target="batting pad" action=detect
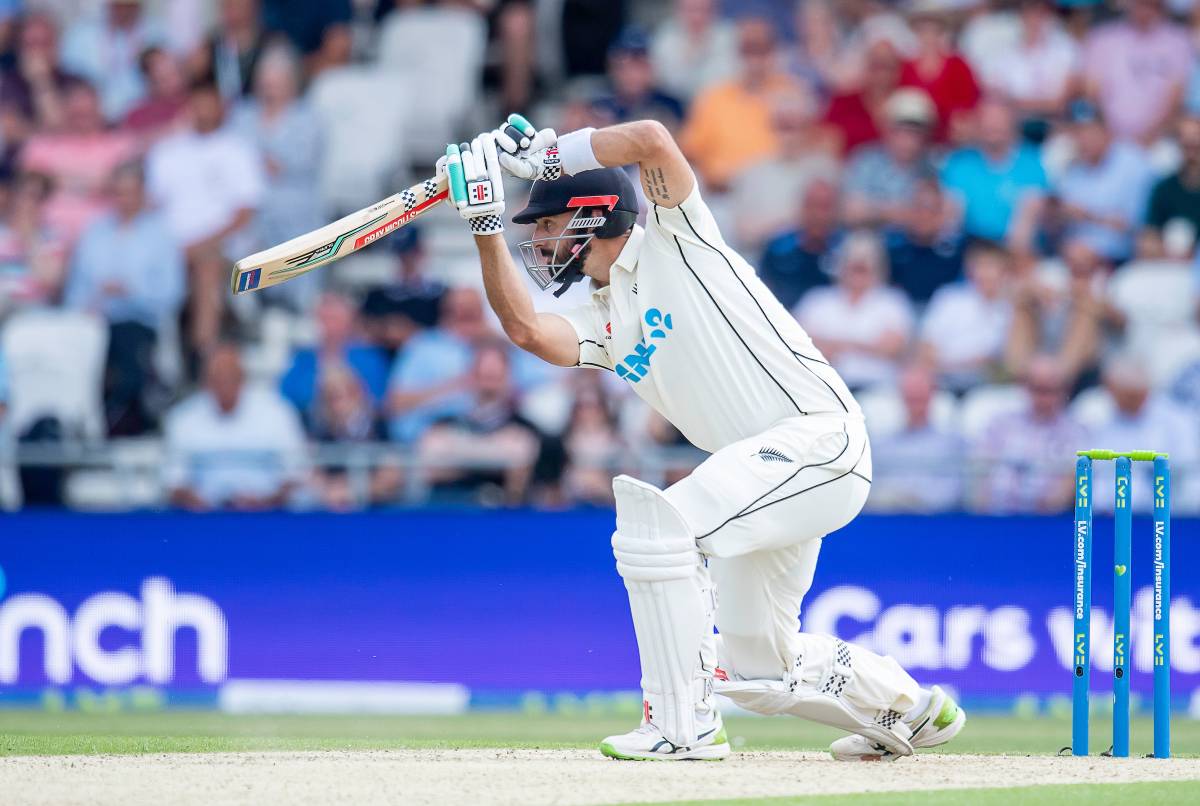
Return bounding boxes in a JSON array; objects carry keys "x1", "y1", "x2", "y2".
[
  {"x1": 716, "y1": 634, "x2": 918, "y2": 756},
  {"x1": 611, "y1": 475, "x2": 715, "y2": 747}
]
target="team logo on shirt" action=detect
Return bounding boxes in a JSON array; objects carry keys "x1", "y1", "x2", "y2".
[{"x1": 615, "y1": 308, "x2": 673, "y2": 384}]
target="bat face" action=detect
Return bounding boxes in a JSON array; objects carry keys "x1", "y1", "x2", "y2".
[{"x1": 230, "y1": 176, "x2": 448, "y2": 294}]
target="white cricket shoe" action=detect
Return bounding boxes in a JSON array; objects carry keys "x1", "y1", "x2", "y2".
[
  {"x1": 829, "y1": 686, "x2": 966, "y2": 762},
  {"x1": 600, "y1": 713, "x2": 731, "y2": 761}
]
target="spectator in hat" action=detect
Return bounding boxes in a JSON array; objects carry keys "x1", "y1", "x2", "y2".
[
  {"x1": 1083, "y1": 0, "x2": 1191, "y2": 145},
  {"x1": 978, "y1": 0, "x2": 1079, "y2": 118},
  {"x1": 941, "y1": 97, "x2": 1048, "y2": 243},
  {"x1": 680, "y1": 17, "x2": 805, "y2": 191},
  {"x1": 1144, "y1": 116, "x2": 1200, "y2": 258},
  {"x1": 843, "y1": 87, "x2": 938, "y2": 228},
  {"x1": 650, "y1": 0, "x2": 738, "y2": 103},
  {"x1": 728, "y1": 92, "x2": 840, "y2": 253},
  {"x1": 899, "y1": 0, "x2": 981, "y2": 142},
  {"x1": 794, "y1": 229, "x2": 914, "y2": 390},
  {"x1": 758, "y1": 179, "x2": 844, "y2": 311},
  {"x1": 591, "y1": 27, "x2": 684, "y2": 130},
  {"x1": 1051, "y1": 98, "x2": 1155, "y2": 262},
  {"x1": 60, "y1": 0, "x2": 165, "y2": 122}
]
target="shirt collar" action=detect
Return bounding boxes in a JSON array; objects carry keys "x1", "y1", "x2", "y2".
[{"x1": 611, "y1": 224, "x2": 644, "y2": 274}]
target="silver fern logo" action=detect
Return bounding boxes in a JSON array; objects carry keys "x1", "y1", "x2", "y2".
[{"x1": 755, "y1": 447, "x2": 792, "y2": 463}]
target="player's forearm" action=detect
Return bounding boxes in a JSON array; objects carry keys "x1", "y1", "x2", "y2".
[
  {"x1": 475, "y1": 233, "x2": 541, "y2": 344},
  {"x1": 474, "y1": 234, "x2": 579, "y2": 367}
]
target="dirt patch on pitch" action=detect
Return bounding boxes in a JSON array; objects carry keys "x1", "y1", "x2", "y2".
[{"x1": 3, "y1": 749, "x2": 1199, "y2": 805}]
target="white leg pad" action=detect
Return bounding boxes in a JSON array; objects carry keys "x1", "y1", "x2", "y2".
[
  {"x1": 715, "y1": 634, "x2": 918, "y2": 756},
  {"x1": 612, "y1": 474, "x2": 716, "y2": 747}
]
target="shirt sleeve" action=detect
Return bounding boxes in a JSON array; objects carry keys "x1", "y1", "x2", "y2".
[
  {"x1": 644, "y1": 183, "x2": 726, "y2": 251},
  {"x1": 557, "y1": 302, "x2": 614, "y2": 371}
]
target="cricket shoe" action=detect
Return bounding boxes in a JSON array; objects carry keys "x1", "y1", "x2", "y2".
[
  {"x1": 600, "y1": 713, "x2": 730, "y2": 761},
  {"x1": 829, "y1": 686, "x2": 966, "y2": 762}
]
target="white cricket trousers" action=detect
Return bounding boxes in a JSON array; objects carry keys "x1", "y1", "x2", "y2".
[{"x1": 664, "y1": 413, "x2": 872, "y2": 681}]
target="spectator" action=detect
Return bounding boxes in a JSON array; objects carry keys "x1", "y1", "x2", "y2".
[
  {"x1": 795, "y1": 230, "x2": 914, "y2": 389},
  {"x1": 1005, "y1": 237, "x2": 1106, "y2": 389},
  {"x1": 758, "y1": 179, "x2": 843, "y2": 310},
  {"x1": 917, "y1": 240, "x2": 1013, "y2": 392},
  {"x1": 360, "y1": 228, "x2": 446, "y2": 362},
  {"x1": 388, "y1": 286, "x2": 490, "y2": 444},
  {"x1": 591, "y1": 27, "x2": 684, "y2": 130},
  {"x1": 789, "y1": 0, "x2": 844, "y2": 95},
  {"x1": 650, "y1": 0, "x2": 738, "y2": 102},
  {"x1": 680, "y1": 17, "x2": 804, "y2": 192},
  {"x1": 823, "y1": 36, "x2": 903, "y2": 156},
  {"x1": 898, "y1": 1, "x2": 981, "y2": 143},
  {"x1": 843, "y1": 87, "x2": 937, "y2": 228},
  {"x1": 0, "y1": 172, "x2": 68, "y2": 314},
  {"x1": 482, "y1": 0, "x2": 537, "y2": 113},
  {"x1": 1083, "y1": 0, "x2": 1191, "y2": 145},
  {"x1": 122, "y1": 47, "x2": 189, "y2": 142},
  {"x1": 0, "y1": 12, "x2": 75, "y2": 135},
  {"x1": 60, "y1": 0, "x2": 164, "y2": 122},
  {"x1": 971, "y1": 355, "x2": 1087, "y2": 513},
  {"x1": 728, "y1": 93, "x2": 840, "y2": 253},
  {"x1": 1051, "y1": 99, "x2": 1155, "y2": 263},
  {"x1": 280, "y1": 292, "x2": 389, "y2": 425},
  {"x1": 416, "y1": 341, "x2": 541, "y2": 506},
  {"x1": 0, "y1": 344, "x2": 7, "y2": 427},
  {"x1": 1144, "y1": 116, "x2": 1200, "y2": 257},
  {"x1": 562, "y1": 382, "x2": 623, "y2": 506},
  {"x1": 163, "y1": 343, "x2": 307, "y2": 511},
  {"x1": 979, "y1": 0, "x2": 1079, "y2": 118},
  {"x1": 197, "y1": 0, "x2": 270, "y2": 100},
  {"x1": 941, "y1": 98, "x2": 1048, "y2": 243},
  {"x1": 147, "y1": 77, "x2": 264, "y2": 357},
  {"x1": 309, "y1": 362, "x2": 400, "y2": 511},
  {"x1": 868, "y1": 364, "x2": 963, "y2": 512},
  {"x1": 20, "y1": 78, "x2": 138, "y2": 242},
  {"x1": 959, "y1": 0, "x2": 1022, "y2": 76},
  {"x1": 884, "y1": 177, "x2": 965, "y2": 304},
  {"x1": 1080, "y1": 355, "x2": 1198, "y2": 511},
  {"x1": 229, "y1": 42, "x2": 322, "y2": 311},
  {"x1": 262, "y1": 0, "x2": 352, "y2": 58},
  {"x1": 64, "y1": 161, "x2": 183, "y2": 435}
]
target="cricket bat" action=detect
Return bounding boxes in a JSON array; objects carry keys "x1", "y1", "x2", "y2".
[{"x1": 230, "y1": 175, "x2": 448, "y2": 294}]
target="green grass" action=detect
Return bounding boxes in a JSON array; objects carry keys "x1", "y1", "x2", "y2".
[
  {"x1": 635, "y1": 781, "x2": 1200, "y2": 806},
  {"x1": 0, "y1": 710, "x2": 1196, "y2": 757}
]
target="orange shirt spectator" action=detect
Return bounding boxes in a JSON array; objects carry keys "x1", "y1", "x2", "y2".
[{"x1": 679, "y1": 17, "x2": 803, "y2": 191}]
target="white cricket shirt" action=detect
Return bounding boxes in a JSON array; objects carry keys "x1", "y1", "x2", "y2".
[{"x1": 560, "y1": 187, "x2": 860, "y2": 453}]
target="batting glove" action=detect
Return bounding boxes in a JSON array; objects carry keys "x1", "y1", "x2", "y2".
[
  {"x1": 437, "y1": 131, "x2": 506, "y2": 236},
  {"x1": 494, "y1": 113, "x2": 561, "y2": 182}
]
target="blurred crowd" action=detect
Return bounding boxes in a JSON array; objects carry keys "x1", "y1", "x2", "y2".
[{"x1": 1, "y1": 0, "x2": 1199, "y2": 514}]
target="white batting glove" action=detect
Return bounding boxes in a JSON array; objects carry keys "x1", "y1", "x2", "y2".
[
  {"x1": 436, "y1": 131, "x2": 506, "y2": 235},
  {"x1": 494, "y1": 113, "x2": 560, "y2": 182}
]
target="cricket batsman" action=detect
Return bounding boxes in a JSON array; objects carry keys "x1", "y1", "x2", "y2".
[{"x1": 435, "y1": 115, "x2": 966, "y2": 761}]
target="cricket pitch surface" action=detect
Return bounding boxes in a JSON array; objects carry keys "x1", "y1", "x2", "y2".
[{"x1": 4, "y1": 749, "x2": 1200, "y2": 806}]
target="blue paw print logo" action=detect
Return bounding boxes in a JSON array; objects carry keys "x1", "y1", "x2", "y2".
[{"x1": 616, "y1": 308, "x2": 674, "y2": 383}]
